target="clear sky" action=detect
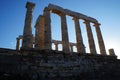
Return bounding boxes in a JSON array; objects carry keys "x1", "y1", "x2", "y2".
[{"x1": 0, "y1": 0, "x2": 120, "y2": 58}]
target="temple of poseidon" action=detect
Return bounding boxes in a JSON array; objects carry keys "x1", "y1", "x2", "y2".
[
  {"x1": 1, "y1": 2, "x2": 120, "y2": 80},
  {"x1": 16, "y1": 2, "x2": 115, "y2": 56}
]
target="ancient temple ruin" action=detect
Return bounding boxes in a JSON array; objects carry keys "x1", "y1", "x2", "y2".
[
  {"x1": 1, "y1": 2, "x2": 120, "y2": 79},
  {"x1": 16, "y1": 2, "x2": 115, "y2": 56}
]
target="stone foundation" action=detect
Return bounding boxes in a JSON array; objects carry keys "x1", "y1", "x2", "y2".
[{"x1": 0, "y1": 48, "x2": 120, "y2": 80}]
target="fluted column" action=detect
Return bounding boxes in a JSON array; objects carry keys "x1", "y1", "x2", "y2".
[
  {"x1": 84, "y1": 20, "x2": 97, "y2": 54},
  {"x1": 16, "y1": 38, "x2": 20, "y2": 50},
  {"x1": 21, "y1": 2, "x2": 35, "y2": 50},
  {"x1": 73, "y1": 17, "x2": 85, "y2": 53},
  {"x1": 94, "y1": 23, "x2": 106, "y2": 55},
  {"x1": 54, "y1": 42, "x2": 59, "y2": 51},
  {"x1": 43, "y1": 8, "x2": 52, "y2": 50},
  {"x1": 35, "y1": 15, "x2": 45, "y2": 50},
  {"x1": 59, "y1": 13, "x2": 70, "y2": 53}
]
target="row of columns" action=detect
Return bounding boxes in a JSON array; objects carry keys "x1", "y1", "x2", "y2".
[
  {"x1": 16, "y1": 35, "x2": 77, "y2": 53},
  {"x1": 41, "y1": 7, "x2": 107, "y2": 55},
  {"x1": 16, "y1": 35, "x2": 116, "y2": 56},
  {"x1": 52, "y1": 40, "x2": 76, "y2": 52},
  {"x1": 21, "y1": 2, "x2": 107, "y2": 55}
]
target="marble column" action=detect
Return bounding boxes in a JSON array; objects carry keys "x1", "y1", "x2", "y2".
[
  {"x1": 84, "y1": 20, "x2": 97, "y2": 54},
  {"x1": 59, "y1": 13, "x2": 70, "y2": 53},
  {"x1": 109, "y1": 48, "x2": 115, "y2": 56},
  {"x1": 73, "y1": 17, "x2": 85, "y2": 53},
  {"x1": 21, "y1": 2, "x2": 35, "y2": 50},
  {"x1": 16, "y1": 38, "x2": 20, "y2": 50},
  {"x1": 94, "y1": 23, "x2": 106, "y2": 55},
  {"x1": 43, "y1": 8, "x2": 52, "y2": 50},
  {"x1": 54, "y1": 42, "x2": 59, "y2": 51},
  {"x1": 35, "y1": 15, "x2": 45, "y2": 50},
  {"x1": 69, "y1": 44, "x2": 73, "y2": 52}
]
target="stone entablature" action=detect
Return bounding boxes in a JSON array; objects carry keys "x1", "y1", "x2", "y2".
[
  {"x1": 47, "y1": 4, "x2": 97, "y2": 23},
  {"x1": 17, "y1": 2, "x2": 116, "y2": 56}
]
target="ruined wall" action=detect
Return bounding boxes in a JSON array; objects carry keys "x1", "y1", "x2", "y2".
[{"x1": 0, "y1": 48, "x2": 120, "y2": 80}]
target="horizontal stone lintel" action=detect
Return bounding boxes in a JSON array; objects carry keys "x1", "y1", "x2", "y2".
[{"x1": 47, "y1": 4, "x2": 98, "y2": 23}]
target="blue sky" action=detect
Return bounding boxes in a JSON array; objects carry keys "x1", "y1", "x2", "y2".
[{"x1": 0, "y1": 0, "x2": 120, "y2": 58}]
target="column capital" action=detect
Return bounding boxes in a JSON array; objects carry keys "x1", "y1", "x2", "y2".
[
  {"x1": 26, "y1": 2, "x2": 35, "y2": 10},
  {"x1": 16, "y1": 37, "x2": 20, "y2": 40},
  {"x1": 57, "y1": 12, "x2": 66, "y2": 17},
  {"x1": 93, "y1": 22, "x2": 101, "y2": 27},
  {"x1": 72, "y1": 17, "x2": 79, "y2": 20},
  {"x1": 44, "y1": 7, "x2": 51, "y2": 12},
  {"x1": 83, "y1": 20, "x2": 90, "y2": 24}
]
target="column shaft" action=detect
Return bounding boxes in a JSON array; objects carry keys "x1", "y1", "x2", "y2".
[
  {"x1": 21, "y1": 2, "x2": 35, "y2": 50},
  {"x1": 44, "y1": 8, "x2": 52, "y2": 50},
  {"x1": 70, "y1": 44, "x2": 73, "y2": 53},
  {"x1": 84, "y1": 20, "x2": 97, "y2": 54},
  {"x1": 54, "y1": 43, "x2": 58, "y2": 51},
  {"x1": 109, "y1": 49, "x2": 115, "y2": 56},
  {"x1": 16, "y1": 38, "x2": 20, "y2": 50},
  {"x1": 60, "y1": 13, "x2": 70, "y2": 53},
  {"x1": 73, "y1": 18, "x2": 85, "y2": 53},
  {"x1": 35, "y1": 15, "x2": 45, "y2": 49},
  {"x1": 94, "y1": 23, "x2": 106, "y2": 55}
]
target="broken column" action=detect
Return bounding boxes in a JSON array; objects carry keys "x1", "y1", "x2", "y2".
[
  {"x1": 35, "y1": 15, "x2": 45, "y2": 50},
  {"x1": 84, "y1": 20, "x2": 97, "y2": 54},
  {"x1": 73, "y1": 17, "x2": 85, "y2": 53},
  {"x1": 109, "y1": 48, "x2": 116, "y2": 56},
  {"x1": 69, "y1": 43, "x2": 73, "y2": 53},
  {"x1": 16, "y1": 37, "x2": 20, "y2": 50},
  {"x1": 21, "y1": 2, "x2": 35, "y2": 50},
  {"x1": 94, "y1": 23, "x2": 106, "y2": 55},
  {"x1": 43, "y1": 7, "x2": 52, "y2": 50},
  {"x1": 54, "y1": 42, "x2": 59, "y2": 51},
  {"x1": 59, "y1": 13, "x2": 70, "y2": 53}
]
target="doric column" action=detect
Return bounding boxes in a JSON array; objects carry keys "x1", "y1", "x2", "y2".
[
  {"x1": 94, "y1": 23, "x2": 106, "y2": 55},
  {"x1": 84, "y1": 20, "x2": 97, "y2": 54},
  {"x1": 21, "y1": 2, "x2": 35, "y2": 50},
  {"x1": 43, "y1": 7, "x2": 52, "y2": 50},
  {"x1": 54, "y1": 42, "x2": 59, "y2": 51},
  {"x1": 73, "y1": 17, "x2": 85, "y2": 53},
  {"x1": 69, "y1": 44, "x2": 73, "y2": 53},
  {"x1": 16, "y1": 38, "x2": 20, "y2": 50},
  {"x1": 35, "y1": 15, "x2": 45, "y2": 50},
  {"x1": 59, "y1": 13, "x2": 70, "y2": 53}
]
